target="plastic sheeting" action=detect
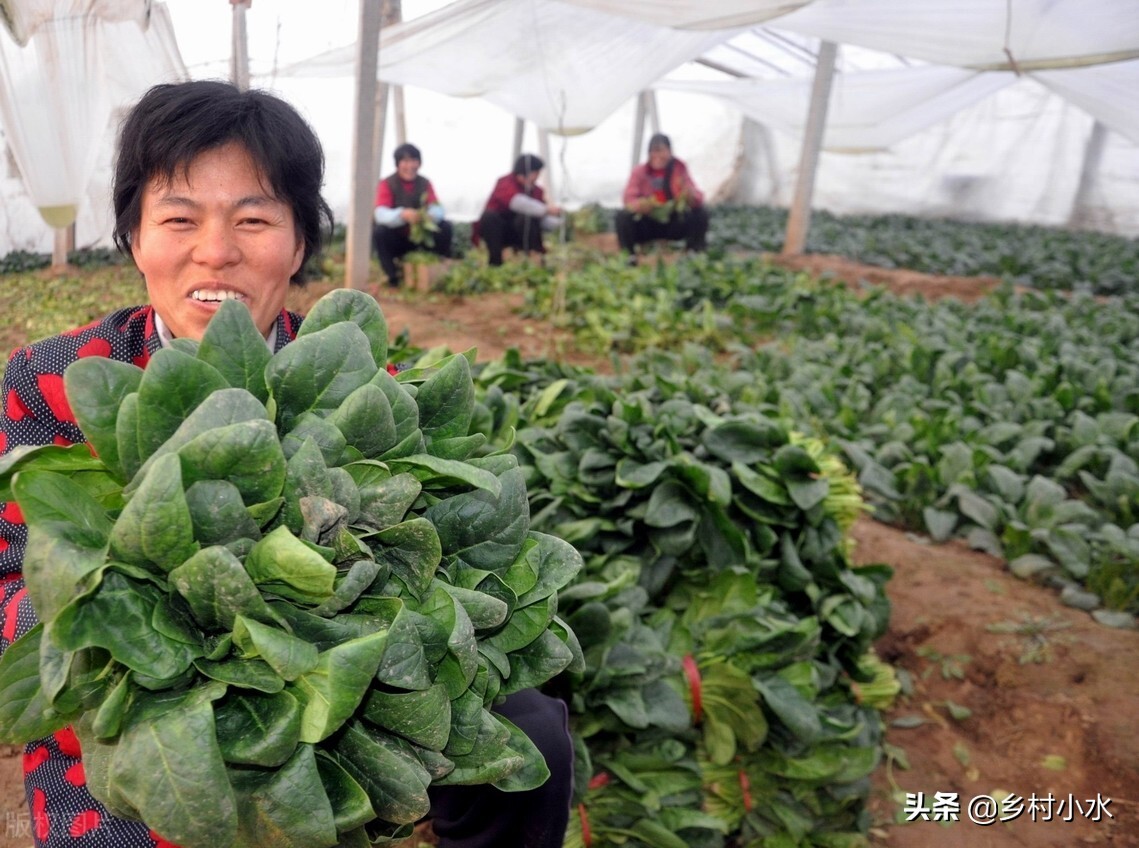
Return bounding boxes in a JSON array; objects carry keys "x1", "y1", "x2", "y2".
[
  {"x1": 657, "y1": 0, "x2": 1139, "y2": 148},
  {"x1": 556, "y1": 0, "x2": 811, "y2": 31},
  {"x1": 742, "y1": 77, "x2": 1124, "y2": 230},
  {"x1": 1031, "y1": 60, "x2": 1139, "y2": 145},
  {"x1": 0, "y1": 0, "x2": 151, "y2": 45},
  {"x1": 659, "y1": 66, "x2": 1014, "y2": 152},
  {"x1": 285, "y1": 0, "x2": 1139, "y2": 145},
  {"x1": 0, "y1": 15, "x2": 107, "y2": 226},
  {"x1": 0, "y1": 1, "x2": 185, "y2": 229},
  {"x1": 772, "y1": 0, "x2": 1139, "y2": 70},
  {"x1": 285, "y1": 0, "x2": 739, "y2": 134}
]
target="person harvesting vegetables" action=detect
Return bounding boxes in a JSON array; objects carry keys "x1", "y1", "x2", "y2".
[
  {"x1": 372, "y1": 142, "x2": 454, "y2": 288},
  {"x1": 0, "y1": 80, "x2": 573, "y2": 848},
  {"x1": 472, "y1": 153, "x2": 563, "y2": 266},
  {"x1": 615, "y1": 132, "x2": 709, "y2": 264}
]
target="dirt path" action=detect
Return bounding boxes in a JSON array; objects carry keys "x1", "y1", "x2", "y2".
[
  {"x1": 1, "y1": 258, "x2": 1135, "y2": 848},
  {"x1": 852, "y1": 519, "x2": 1139, "y2": 848}
]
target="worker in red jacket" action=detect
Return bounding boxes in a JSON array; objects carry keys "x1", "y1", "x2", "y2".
[
  {"x1": 615, "y1": 133, "x2": 709, "y2": 263},
  {"x1": 372, "y1": 142, "x2": 454, "y2": 287},
  {"x1": 473, "y1": 154, "x2": 563, "y2": 266}
]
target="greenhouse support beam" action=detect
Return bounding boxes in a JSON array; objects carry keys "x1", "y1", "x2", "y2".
[
  {"x1": 371, "y1": 1, "x2": 403, "y2": 206},
  {"x1": 50, "y1": 224, "x2": 74, "y2": 273},
  {"x1": 782, "y1": 40, "x2": 837, "y2": 257},
  {"x1": 393, "y1": 83, "x2": 407, "y2": 145},
  {"x1": 512, "y1": 117, "x2": 524, "y2": 167},
  {"x1": 631, "y1": 93, "x2": 646, "y2": 169},
  {"x1": 630, "y1": 90, "x2": 660, "y2": 169},
  {"x1": 539, "y1": 128, "x2": 554, "y2": 199},
  {"x1": 1068, "y1": 120, "x2": 1107, "y2": 228},
  {"x1": 373, "y1": 83, "x2": 390, "y2": 179},
  {"x1": 230, "y1": 0, "x2": 251, "y2": 92},
  {"x1": 346, "y1": 0, "x2": 383, "y2": 291}
]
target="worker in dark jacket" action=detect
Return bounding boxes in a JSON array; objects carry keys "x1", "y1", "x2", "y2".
[{"x1": 372, "y1": 142, "x2": 454, "y2": 287}]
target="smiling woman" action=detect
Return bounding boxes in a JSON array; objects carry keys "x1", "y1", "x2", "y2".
[
  {"x1": 0, "y1": 79, "x2": 574, "y2": 848},
  {"x1": 131, "y1": 141, "x2": 305, "y2": 340},
  {"x1": 0, "y1": 79, "x2": 331, "y2": 848}
]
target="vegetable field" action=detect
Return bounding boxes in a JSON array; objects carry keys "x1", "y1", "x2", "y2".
[{"x1": 1, "y1": 211, "x2": 1138, "y2": 848}]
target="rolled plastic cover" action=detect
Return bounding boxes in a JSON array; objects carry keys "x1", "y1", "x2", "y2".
[
  {"x1": 0, "y1": 0, "x2": 152, "y2": 46},
  {"x1": 0, "y1": 1, "x2": 184, "y2": 230}
]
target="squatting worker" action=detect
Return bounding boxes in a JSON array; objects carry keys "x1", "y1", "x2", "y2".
[
  {"x1": 372, "y1": 142, "x2": 454, "y2": 288},
  {"x1": 472, "y1": 153, "x2": 563, "y2": 266},
  {"x1": 0, "y1": 80, "x2": 573, "y2": 848},
  {"x1": 615, "y1": 132, "x2": 709, "y2": 263}
]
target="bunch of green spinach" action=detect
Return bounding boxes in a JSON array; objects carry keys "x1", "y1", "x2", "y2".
[
  {"x1": 0, "y1": 290, "x2": 583, "y2": 848},
  {"x1": 469, "y1": 353, "x2": 892, "y2": 847}
]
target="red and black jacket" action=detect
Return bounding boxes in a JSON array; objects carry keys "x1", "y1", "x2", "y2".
[{"x1": 0, "y1": 305, "x2": 301, "y2": 848}]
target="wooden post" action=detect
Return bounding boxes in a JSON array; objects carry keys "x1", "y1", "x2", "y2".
[
  {"x1": 50, "y1": 223, "x2": 74, "y2": 272},
  {"x1": 345, "y1": 0, "x2": 383, "y2": 291},
  {"x1": 230, "y1": 0, "x2": 251, "y2": 92},
  {"x1": 646, "y1": 90, "x2": 660, "y2": 135},
  {"x1": 373, "y1": 83, "x2": 390, "y2": 179},
  {"x1": 538, "y1": 128, "x2": 554, "y2": 199},
  {"x1": 512, "y1": 117, "x2": 525, "y2": 166},
  {"x1": 1068, "y1": 120, "x2": 1107, "y2": 228},
  {"x1": 782, "y1": 40, "x2": 837, "y2": 256},
  {"x1": 631, "y1": 91, "x2": 647, "y2": 169},
  {"x1": 371, "y1": 1, "x2": 403, "y2": 182},
  {"x1": 393, "y1": 84, "x2": 407, "y2": 145}
]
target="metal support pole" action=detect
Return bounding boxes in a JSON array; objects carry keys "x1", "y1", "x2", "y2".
[
  {"x1": 346, "y1": 0, "x2": 382, "y2": 290},
  {"x1": 782, "y1": 40, "x2": 837, "y2": 256}
]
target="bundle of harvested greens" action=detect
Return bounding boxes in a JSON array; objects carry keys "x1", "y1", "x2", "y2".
[{"x1": 0, "y1": 290, "x2": 582, "y2": 848}]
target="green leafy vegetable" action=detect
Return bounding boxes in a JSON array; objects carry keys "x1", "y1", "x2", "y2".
[{"x1": 0, "y1": 290, "x2": 581, "y2": 848}]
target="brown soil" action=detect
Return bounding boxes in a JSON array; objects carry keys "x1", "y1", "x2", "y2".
[
  {"x1": 2, "y1": 254, "x2": 1135, "y2": 848},
  {"x1": 766, "y1": 252, "x2": 1006, "y2": 303}
]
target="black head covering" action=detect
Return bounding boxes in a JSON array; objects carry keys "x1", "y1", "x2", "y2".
[{"x1": 513, "y1": 153, "x2": 544, "y2": 176}]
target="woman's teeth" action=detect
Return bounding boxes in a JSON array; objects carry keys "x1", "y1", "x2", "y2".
[{"x1": 191, "y1": 290, "x2": 245, "y2": 302}]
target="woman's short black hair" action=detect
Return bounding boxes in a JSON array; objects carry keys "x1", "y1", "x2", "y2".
[
  {"x1": 112, "y1": 80, "x2": 333, "y2": 284},
  {"x1": 648, "y1": 133, "x2": 672, "y2": 153},
  {"x1": 393, "y1": 142, "x2": 422, "y2": 165},
  {"x1": 512, "y1": 153, "x2": 544, "y2": 177}
]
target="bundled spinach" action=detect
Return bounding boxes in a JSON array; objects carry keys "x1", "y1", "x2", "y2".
[
  {"x1": 0, "y1": 290, "x2": 583, "y2": 848},
  {"x1": 470, "y1": 352, "x2": 893, "y2": 847}
]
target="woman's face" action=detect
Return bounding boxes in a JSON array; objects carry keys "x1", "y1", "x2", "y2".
[
  {"x1": 648, "y1": 144, "x2": 672, "y2": 170},
  {"x1": 396, "y1": 156, "x2": 420, "y2": 181},
  {"x1": 131, "y1": 142, "x2": 304, "y2": 341}
]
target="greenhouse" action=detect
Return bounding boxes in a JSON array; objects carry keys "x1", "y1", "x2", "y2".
[{"x1": 0, "y1": 2, "x2": 1137, "y2": 848}]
